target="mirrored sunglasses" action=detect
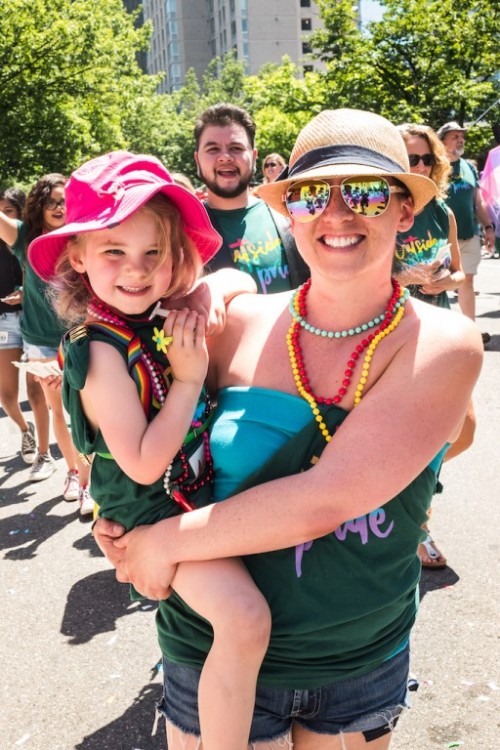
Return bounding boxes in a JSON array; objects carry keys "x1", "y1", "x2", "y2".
[
  {"x1": 408, "y1": 153, "x2": 435, "y2": 167},
  {"x1": 284, "y1": 178, "x2": 407, "y2": 223}
]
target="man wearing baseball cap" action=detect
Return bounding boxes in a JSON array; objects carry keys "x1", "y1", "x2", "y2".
[{"x1": 438, "y1": 121, "x2": 493, "y2": 344}]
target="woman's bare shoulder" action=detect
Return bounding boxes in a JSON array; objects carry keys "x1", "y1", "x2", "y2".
[{"x1": 410, "y1": 298, "x2": 482, "y2": 354}]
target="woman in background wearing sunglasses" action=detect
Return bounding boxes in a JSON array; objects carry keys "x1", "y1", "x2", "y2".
[
  {"x1": 395, "y1": 123, "x2": 464, "y2": 307},
  {"x1": 95, "y1": 110, "x2": 482, "y2": 750},
  {"x1": 261, "y1": 152, "x2": 287, "y2": 183},
  {"x1": 395, "y1": 124, "x2": 470, "y2": 569}
]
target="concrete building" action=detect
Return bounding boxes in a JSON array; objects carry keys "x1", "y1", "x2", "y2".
[
  {"x1": 126, "y1": 1, "x2": 381, "y2": 94},
  {"x1": 139, "y1": 0, "x2": 325, "y2": 93}
]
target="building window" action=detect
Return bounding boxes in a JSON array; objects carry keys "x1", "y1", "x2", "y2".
[
  {"x1": 303, "y1": 64, "x2": 314, "y2": 73},
  {"x1": 301, "y1": 18, "x2": 312, "y2": 31},
  {"x1": 300, "y1": 0, "x2": 311, "y2": 6},
  {"x1": 302, "y1": 41, "x2": 312, "y2": 54}
]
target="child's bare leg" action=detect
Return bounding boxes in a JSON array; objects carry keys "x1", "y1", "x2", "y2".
[{"x1": 172, "y1": 558, "x2": 271, "y2": 750}]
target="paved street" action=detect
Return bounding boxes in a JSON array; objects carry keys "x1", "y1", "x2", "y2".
[{"x1": 1, "y1": 260, "x2": 499, "y2": 750}]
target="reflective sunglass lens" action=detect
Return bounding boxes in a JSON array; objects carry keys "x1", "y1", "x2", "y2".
[
  {"x1": 285, "y1": 182, "x2": 330, "y2": 222},
  {"x1": 340, "y1": 179, "x2": 390, "y2": 217}
]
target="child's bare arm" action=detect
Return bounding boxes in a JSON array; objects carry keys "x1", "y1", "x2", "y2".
[{"x1": 82, "y1": 309, "x2": 207, "y2": 484}]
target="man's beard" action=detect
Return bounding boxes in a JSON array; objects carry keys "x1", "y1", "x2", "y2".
[
  {"x1": 450, "y1": 147, "x2": 465, "y2": 158},
  {"x1": 199, "y1": 165, "x2": 253, "y2": 199}
]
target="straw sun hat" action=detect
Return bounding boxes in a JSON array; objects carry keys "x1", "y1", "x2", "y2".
[{"x1": 256, "y1": 109, "x2": 437, "y2": 216}]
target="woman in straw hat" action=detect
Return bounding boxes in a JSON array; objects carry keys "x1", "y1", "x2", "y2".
[{"x1": 94, "y1": 109, "x2": 482, "y2": 749}]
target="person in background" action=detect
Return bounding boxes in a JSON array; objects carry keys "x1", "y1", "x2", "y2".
[
  {"x1": 479, "y1": 136, "x2": 500, "y2": 260},
  {"x1": 94, "y1": 109, "x2": 482, "y2": 750},
  {"x1": 0, "y1": 174, "x2": 92, "y2": 514},
  {"x1": 194, "y1": 103, "x2": 308, "y2": 294},
  {"x1": 261, "y1": 153, "x2": 287, "y2": 184},
  {"x1": 437, "y1": 121, "x2": 494, "y2": 345},
  {"x1": 396, "y1": 123, "x2": 470, "y2": 569},
  {"x1": 395, "y1": 123, "x2": 464, "y2": 307},
  {"x1": 0, "y1": 188, "x2": 37, "y2": 464}
]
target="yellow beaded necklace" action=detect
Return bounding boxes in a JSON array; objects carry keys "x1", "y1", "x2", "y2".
[{"x1": 287, "y1": 282, "x2": 408, "y2": 442}]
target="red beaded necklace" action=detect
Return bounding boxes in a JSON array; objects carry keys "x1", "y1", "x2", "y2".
[
  {"x1": 287, "y1": 278, "x2": 407, "y2": 408},
  {"x1": 287, "y1": 279, "x2": 409, "y2": 442}
]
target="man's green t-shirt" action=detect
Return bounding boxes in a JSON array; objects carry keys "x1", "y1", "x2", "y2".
[
  {"x1": 445, "y1": 159, "x2": 478, "y2": 240},
  {"x1": 205, "y1": 200, "x2": 294, "y2": 294}
]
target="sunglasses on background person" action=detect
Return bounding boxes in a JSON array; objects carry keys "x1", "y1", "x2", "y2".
[
  {"x1": 407, "y1": 153, "x2": 436, "y2": 167},
  {"x1": 283, "y1": 178, "x2": 407, "y2": 223},
  {"x1": 265, "y1": 162, "x2": 278, "y2": 169}
]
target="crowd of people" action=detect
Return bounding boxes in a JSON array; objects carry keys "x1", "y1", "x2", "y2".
[{"x1": 0, "y1": 102, "x2": 494, "y2": 749}]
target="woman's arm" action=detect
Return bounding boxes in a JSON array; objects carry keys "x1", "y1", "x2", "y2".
[
  {"x1": 0, "y1": 212, "x2": 20, "y2": 247},
  {"x1": 100, "y1": 303, "x2": 482, "y2": 599},
  {"x1": 84, "y1": 308, "x2": 207, "y2": 485},
  {"x1": 158, "y1": 268, "x2": 257, "y2": 336},
  {"x1": 420, "y1": 208, "x2": 464, "y2": 295}
]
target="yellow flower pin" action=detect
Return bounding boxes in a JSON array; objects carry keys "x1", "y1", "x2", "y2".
[{"x1": 152, "y1": 327, "x2": 173, "y2": 354}]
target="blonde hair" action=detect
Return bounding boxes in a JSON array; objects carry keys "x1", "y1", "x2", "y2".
[
  {"x1": 51, "y1": 194, "x2": 202, "y2": 324},
  {"x1": 398, "y1": 124, "x2": 451, "y2": 200},
  {"x1": 261, "y1": 153, "x2": 287, "y2": 183}
]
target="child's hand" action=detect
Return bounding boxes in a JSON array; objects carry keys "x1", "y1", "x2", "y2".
[{"x1": 163, "y1": 308, "x2": 208, "y2": 386}]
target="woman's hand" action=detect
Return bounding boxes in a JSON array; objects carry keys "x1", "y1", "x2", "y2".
[
  {"x1": 113, "y1": 522, "x2": 178, "y2": 600},
  {"x1": 93, "y1": 517, "x2": 127, "y2": 572},
  {"x1": 0, "y1": 289, "x2": 23, "y2": 305},
  {"x1": 34, "y1": 373, "x2": 62, "y2": 391}
]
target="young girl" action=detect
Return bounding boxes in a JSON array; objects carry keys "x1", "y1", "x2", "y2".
[{"x1": 28, "y1": 151, "x2": 270, "y2": 750}]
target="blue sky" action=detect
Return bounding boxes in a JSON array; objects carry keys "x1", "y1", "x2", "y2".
[{"x1": 359, "y1": 0, "x2": 384, "y2": 26}]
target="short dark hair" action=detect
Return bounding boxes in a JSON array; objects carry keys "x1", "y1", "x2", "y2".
[{"x1": 194, "y1": 103, "x2": 256, "y2": 149}]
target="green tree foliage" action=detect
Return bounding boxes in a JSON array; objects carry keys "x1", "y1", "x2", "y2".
[
  {"x1": 0, "y1": 0, "x2": 164, "y2": 183},
  {"x1": 310, "y1": 0, "x2": 500, "y2": 159}
]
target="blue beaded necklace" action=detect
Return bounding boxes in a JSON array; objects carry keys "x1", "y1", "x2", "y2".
[{"x1": 289, "y1": 278, "x2": 408, "y2": 338}]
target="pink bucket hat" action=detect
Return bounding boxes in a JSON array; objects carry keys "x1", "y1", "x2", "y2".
[{"x1": 28, "y1": 151, "x2": 221, "y2": 281}]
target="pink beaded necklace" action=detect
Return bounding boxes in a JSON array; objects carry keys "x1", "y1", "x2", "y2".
[{"x1": 87, "y1": 298, "x2": 214, "y2": 511}]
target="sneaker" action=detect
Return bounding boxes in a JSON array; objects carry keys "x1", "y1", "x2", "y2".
[
  {"x1": 79, "y1": 485, "x2": 95, "y2": 516},
  {"x1": 29, "y1": 452, "x2": 56, "y2": 482},
  {"x1": 21, "y1": 422, "x2": 37, "y2": 465},
  {"x1": 62, "y1": 470, "x2": 79, "y2": 501}
]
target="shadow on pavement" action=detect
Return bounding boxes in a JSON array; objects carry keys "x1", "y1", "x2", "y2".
[
  {"x1": 0, "y1": 496, "x2": 78, "y2": 558},
  {"x1": 61, "y1": 568, "x2": 159, "y2": 645},
  {"x1": 75, "y1": 681, "x2": 165, "y2": 750}
]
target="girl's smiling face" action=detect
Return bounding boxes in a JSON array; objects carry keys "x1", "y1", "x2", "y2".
[{"x1": 70, "y1": 209, "x2": 173, "y2": 316}]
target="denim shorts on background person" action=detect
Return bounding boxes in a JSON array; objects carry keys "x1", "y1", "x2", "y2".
[
  {"x1": 157, "y1": 645, "x2": 411, "y2": 743},
  {"x1": 0, "y1": 311, "x2": 23, "y2": 350},
  {"x1": 23, "y1": 342, "x2": 59, "y2": 360}
]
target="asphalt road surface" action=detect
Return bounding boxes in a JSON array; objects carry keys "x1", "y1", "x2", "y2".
[{"x1": 1, "y1": 260, "x2": 498, "y2": 750}]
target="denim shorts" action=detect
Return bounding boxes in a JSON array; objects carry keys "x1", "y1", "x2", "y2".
[
  {"x1": 157, "y1": 646, "x2": 411, "y2": 743},
  {"x1": 23, "y1": 342, "x2": 58, "y2": 360},
  {"x1": 0, "y1": 311, "x2": 23, "y2": 350}
]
